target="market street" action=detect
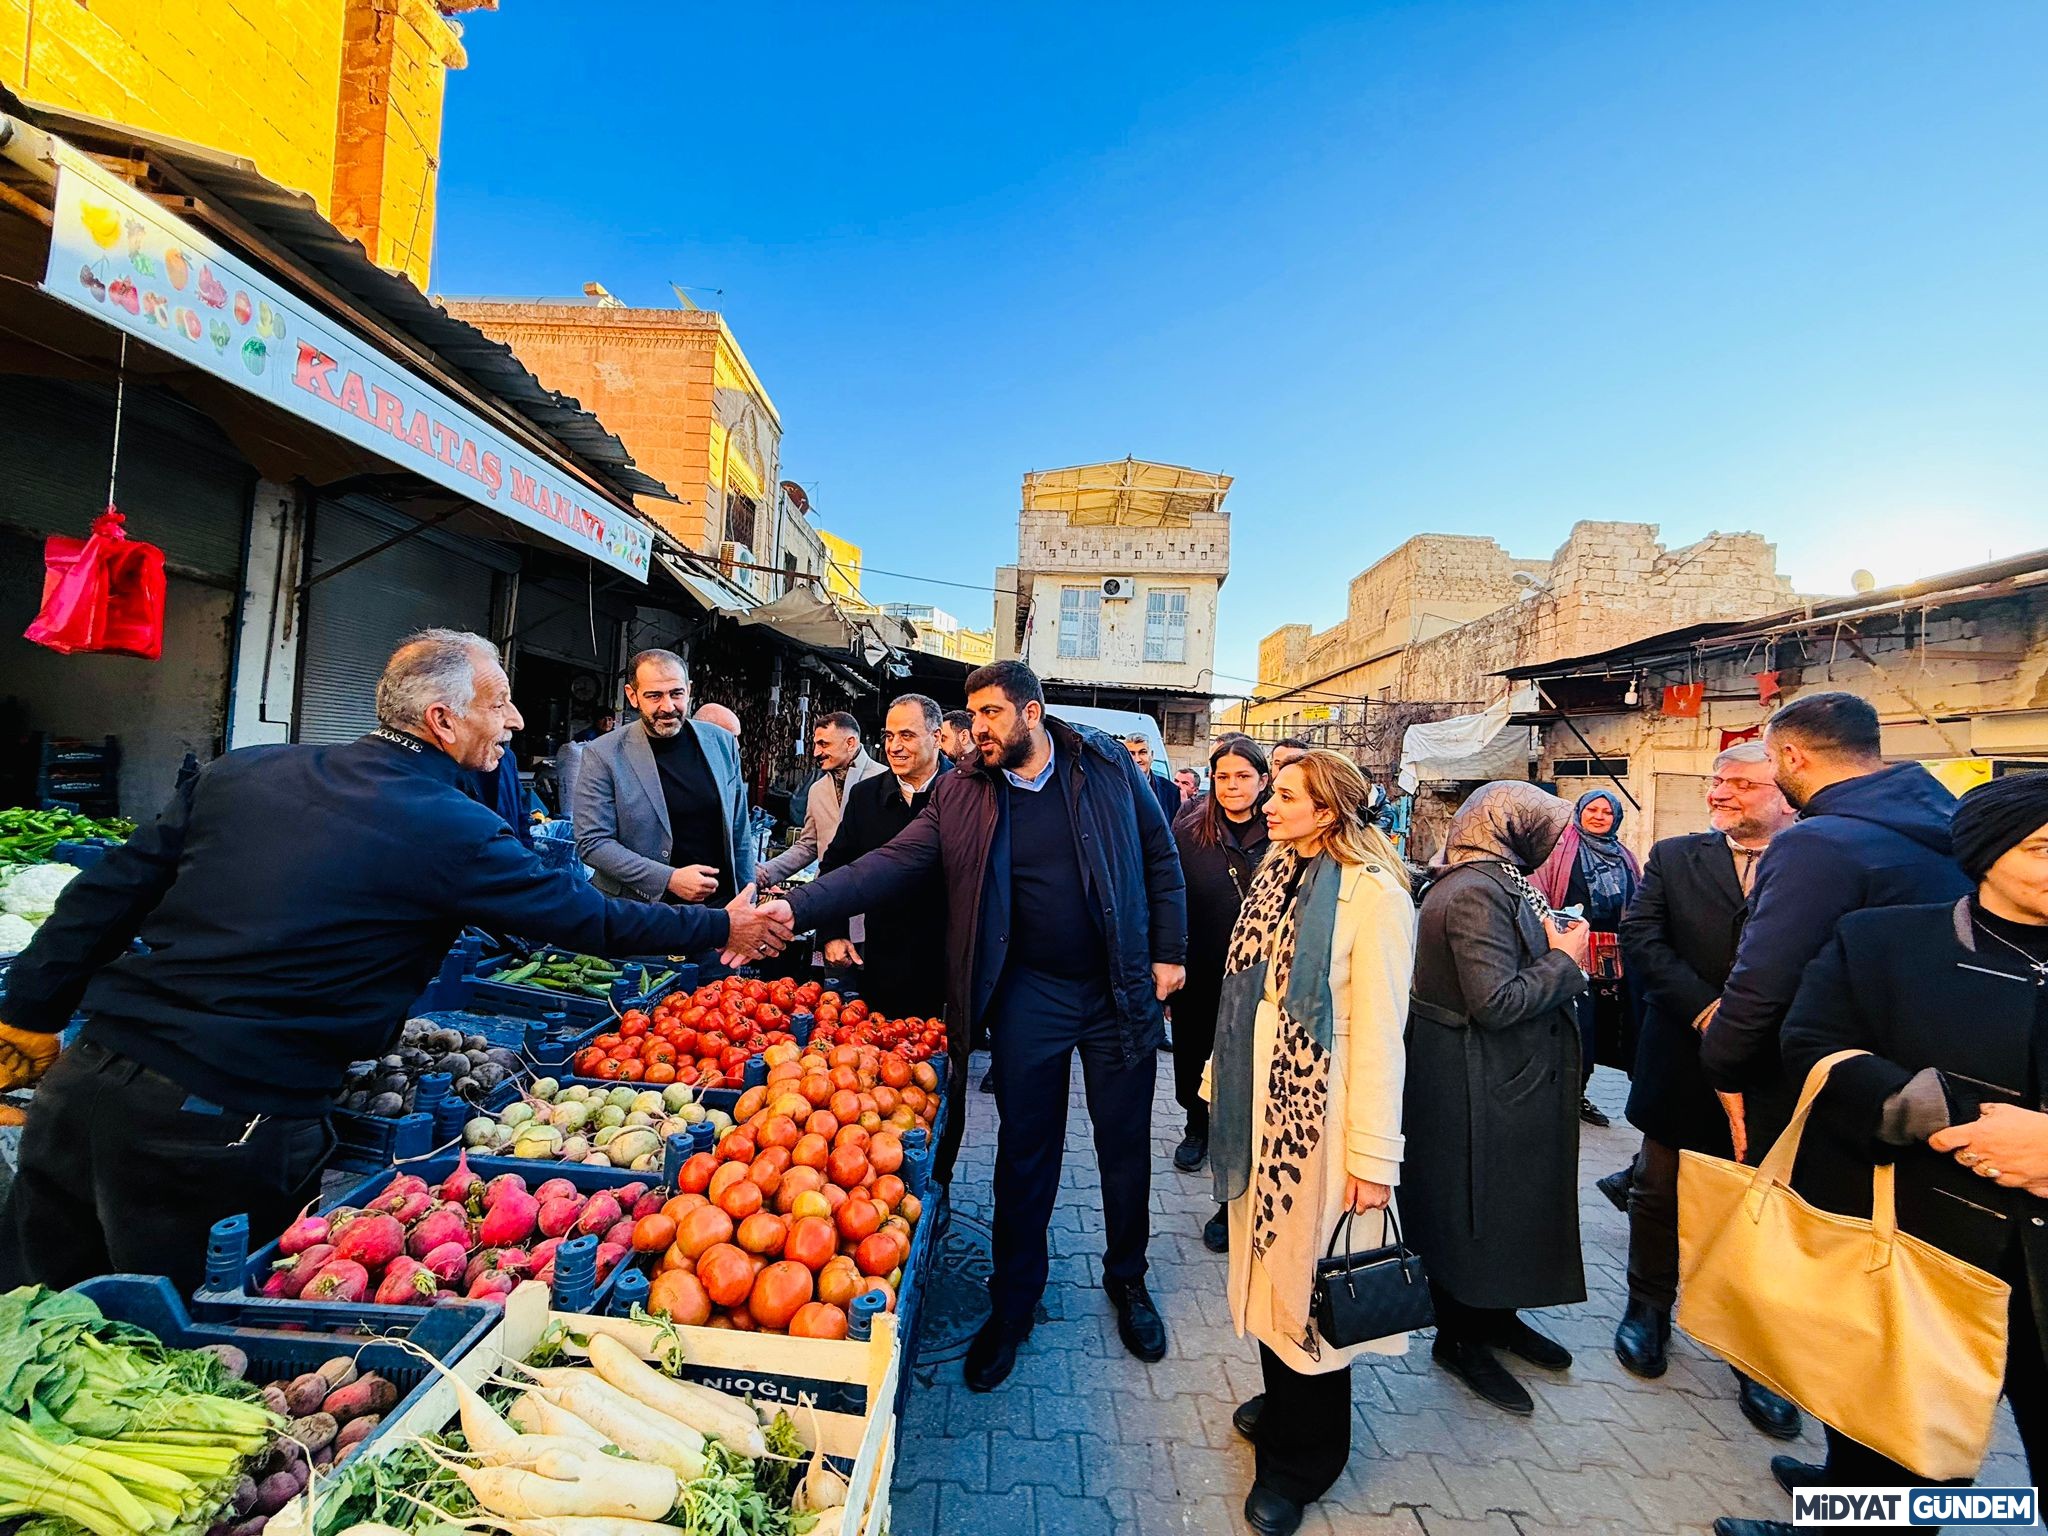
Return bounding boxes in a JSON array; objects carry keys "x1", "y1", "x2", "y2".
[{"x1": 889, "y1": 1062, "x2": 2036, "y2": 1536}]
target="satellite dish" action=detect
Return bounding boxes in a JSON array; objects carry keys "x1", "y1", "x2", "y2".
[{"x1": 1851, "y1": 570, "x2": 1877, "y2": 594}]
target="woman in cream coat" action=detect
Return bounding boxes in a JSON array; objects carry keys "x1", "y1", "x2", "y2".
[{"x1": 1205, "y1": 749, "x2": 1415, "y2": 1536}]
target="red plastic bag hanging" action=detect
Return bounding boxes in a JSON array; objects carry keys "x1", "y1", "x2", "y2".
[{"x1": 23, "y1": 505, "x2": 166, "y2": 659}]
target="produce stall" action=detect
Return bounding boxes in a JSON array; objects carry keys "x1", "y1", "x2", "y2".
[{"x1": 0, "y1": 806, "x2": 133, "y2": 956}]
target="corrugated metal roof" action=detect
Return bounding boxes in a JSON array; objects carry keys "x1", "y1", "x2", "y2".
[{"x1": 0, "y1": 90, "x2": 673, "y2": 510}]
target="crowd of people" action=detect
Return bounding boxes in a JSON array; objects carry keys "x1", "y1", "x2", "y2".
[{"x1": 2, "y1": 629, "x2": 2046, "y2": 1536}]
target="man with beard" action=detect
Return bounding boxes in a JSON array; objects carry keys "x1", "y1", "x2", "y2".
[
  {"x1": 938, "y1": 709, "x2": 978, "y2": 767},
  {"x1": 758, "y1": 713, "x2": 884, "y2": 885},
  {"x1": 574, "y1": 649, "x2": 756, "y2": 911},
  {"x1": 759, "y1": 661, "x2": 1188, "y2": 1391}
]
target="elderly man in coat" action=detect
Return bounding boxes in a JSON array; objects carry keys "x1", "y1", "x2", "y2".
[{"x1": 1403, "y1": 782, "x2": 1592, "y2": 1416}]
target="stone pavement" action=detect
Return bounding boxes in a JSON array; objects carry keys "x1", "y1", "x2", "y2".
[{"x1": 889, "y1": 1056, "x2": 2031, "y2": 1535}]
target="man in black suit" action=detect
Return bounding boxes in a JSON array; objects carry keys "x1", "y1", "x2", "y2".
[
  {"x1": 815, "y1": 692, "x2": 950, "y2": 1019},
  {"x1": 1613, "y1": 742, "x2": 1803, "y2": 1438},
  {"x1": 1123, "y1": 734, "x2": 1182, "y2": 822}
]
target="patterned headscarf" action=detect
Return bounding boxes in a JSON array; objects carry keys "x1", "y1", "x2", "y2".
[{"x1": 1442, "y1": 781, "x2": 1573, "y2": 870}]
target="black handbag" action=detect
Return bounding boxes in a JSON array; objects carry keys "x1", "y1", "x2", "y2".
[{"x1": 1312, "y1": 1205, "x2": 1435, "y2": 1348}]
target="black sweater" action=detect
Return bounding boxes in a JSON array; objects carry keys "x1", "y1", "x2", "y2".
[
  {"x1": 1172, "y1": 811, "x2": 1269, "y2": 997},
  {"x1": 5, "y1": 732, "x2": 729, "y2": 1115}
]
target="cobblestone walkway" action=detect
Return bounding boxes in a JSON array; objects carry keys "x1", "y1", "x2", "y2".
[{"x1": 890, "y1": 1055, "x2": 2030, "y2": 1535}]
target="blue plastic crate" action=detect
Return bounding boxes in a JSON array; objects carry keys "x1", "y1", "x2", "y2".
[
  {"x1": 467, "y1": 949, "x2": 689, "y2": 1022},
  {"x1": 328, "y1": 1107, "x2": 435, "y2": 1175},
  {"x1": 196, "y1": 1148, "x2": 687, "y2": 1327},
  {"x1": 75, "y1": 1274, "x2": 498, "y2": 1457}
]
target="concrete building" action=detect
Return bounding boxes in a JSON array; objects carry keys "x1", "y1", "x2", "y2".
[
  {"x1": 441, "y1": 288, "x2": 783, "y2": 584},
  {"x1": 993, "y1": 458, "x2": 1230, "y2": 769},
  {"x1": 773, "y1": 481, "x2": 829, "y2": 598},
  {"x1": 2, "y1": 0, "x2": 479, "y2": 286},
  {"x1": 882, "y1": 603, "x2": 996, "y2": 666}
]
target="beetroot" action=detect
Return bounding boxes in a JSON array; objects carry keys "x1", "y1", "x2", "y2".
[
  {"x1": 528, "y1": 1236, "x2": 563, "y2": 1273},
  {"x1": 438, "y1": 1149, "x2": 483, "y2": 1207},
  {"x1": 261, "y1": 1268, "x2": 294, "y2": 1298},
  {"x1": 466, "y1": 1268, "x2": 516, "y2": 1302},
  {"x1": 494, "y1": 1249, "x2": 533, "y2": 1279},
  {"x1": 536, "y1": 1195, "x2": 584, "y2": 1240},
  {"x1": 407, "y1": 1204, "x2": 469, "y2": 1260},
  {"x1": 267, "y1": 1242, "x2": 336, "y2": 1300},
  {"x1": 534, "y1": 1177, "x2": 578, "y2": 1204},
  {"x1": 386, "y1": 1189, "x2": 434, "y2": 1226},
  {"x1": 594, "y1": 1241, "x2": 628, "y2": 1281},
  {"x1": 602, "y1": 1218, "x2": 635, "y2": 1250},
  {"x1": 277, "y1": 1202, "x2": 330, "y2": 1257},
  {"x1": 302, "y1": 1259, "x2": 370, "y2": 1302},
  {"x1": 332, "y1": 1211, "x2": 405, "y2": 1270},
  {"x1": 632, "y1": 1190, "x2": 668, "y2": 1220},
  {"x1": 463, "y1": 1248, "x2": 503, "y2": 1289},
  {"x1": 574, "y1": 1192, "x2": 623, "y2": 1238},
  {"x1": 613, "y1": 1180, "x2": 649, "y2": 1210},
  {"x1": 421, "y1": 1241, "x2": 468, "y2": 1285},
  {"x1": 323, "y1": 1206, "x2": 365, "y2": 1242},
  {"x1": 369, "y1": 1174, "x2": 429, "y2": 1214},
  {"x1": 483, "y1": 1173, "x2": 528, "y2": 1209},
  {"x1": 372, "y1": 1256, "x2": 438, "y2": 1306},
  {"x1": 477, "y1": 1189, "x2": 539, "y2": 1247}
]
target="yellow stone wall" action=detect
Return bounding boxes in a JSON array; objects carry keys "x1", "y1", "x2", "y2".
[{"x1": 0, "y1": 0, "x2": 464, "y2": 287}]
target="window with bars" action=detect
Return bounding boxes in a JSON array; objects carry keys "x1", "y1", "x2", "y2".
[
  {"x1": 724, "y1": 493, "x2": 758, "y2": 549},
  {"x1": 1058, "y1": 586, "x2": 1101, "y2": 659},
  {"x1": 1145, "y1": 588, "x2": 1188, "y2": 663}
]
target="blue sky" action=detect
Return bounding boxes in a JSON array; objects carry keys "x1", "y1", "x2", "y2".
[{"x1": 431, "y1": 2, "x2": 2048, "y2": 697}]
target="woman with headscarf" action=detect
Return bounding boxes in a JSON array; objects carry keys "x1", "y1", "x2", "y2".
[
  {"x1": 1402, "y1": 781, "x2": 1594, "y2": 1415},
  {"x1": 1206, "y1": 750, "x2": 1415, "y2": 1536},
  {"x1": 1532, "y1": 789, "x2": 1643, "y2": 1126}
]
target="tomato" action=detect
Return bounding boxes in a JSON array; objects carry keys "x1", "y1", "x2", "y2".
[
  {"x1": 835, "y1": 1197, "x2": 881, "y2": 1242},
  {"x1": 867, "y1": 1133, "x2": 904, "y2": 1176},
  {"x1": 645, "y1": 1062, "x2": 677, "y2": 1084},
  {"x1": 783, "y1": 1214, "x2": 838, "y2": 1271},
  {"x1": 592, "y1": 1032, "x2": 623, "y2": 1052},
  {"x1": 619, "y1": 1016, "x2": 649, "y2": 1039},
  {"x1": 854, "y1": 1232, "x2": 899, "y2": 1277},
  {"x1": 716, "y1": 1178, "x2": 764, "y2": 1222},
  {"x1": 648, "y1": 1269, "x2": 712, "y2": 1326},
  {"x1": 595, "y1": 1056, "x2": 624, "y2": 1080},
  {"x1": 631, "y1": 1214, "x2": 678, "y2": 1253},
  {"x1": 720, "y1": 1046, "x2": 752, "y2": 1075},
  {"x1": 619, "y1": 1059, "x2": 646, "y2": 1081},
  {"x1": 675, "y1": 1205, "x2": 735, "y2": 1259},
  {"x1": 678, "y1": 1152, "x2": 719, "y2": 1194},
  {"x1": 736, "y1": 1211, "x2": 787, "y2": 1256},
  {"x1": 573, "y1": 1048, "x2": 604, "y2": 1076},
  {"x1": 870, "y1": 1174, "x2": 906, "y2": 1212},
  {"x1": 749, "y1": 1260, "x2": 813, "y2": 1330},
  {"x1": 696, "y1": 1243, "x2": 754, "y2": 1308},
  {"x1": 789, "y1": 1299, "x2": 847, "y2": 1339},
  {"x1": 674, "y1": 1028, "x2": 699, "y2": 1055}
]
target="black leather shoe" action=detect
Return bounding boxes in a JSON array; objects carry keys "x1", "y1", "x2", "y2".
[
  {"x1": 1596, "y1": 1166, "x2": 1632, "y2": 1212},
  {"x1": 1712, "y1": 1521, "x2": 1793, "y2": 1536},
  {"x1": 1232, "y1": 1395, "x2": 1264, "y2": 1443},
  {"x1": 1202, "y1": 1206, "x2": 1229, "y2": 1253},
  {"x1": 1487, "y1": 1313, "x2": 1573, "y2": 1371},
  {"x1": 1105, "y1": 1278, "x2": 1168, "y2": 1362},
  {"x1": 1738, "y1": 1373, "x2": 1803, "y2": 1441},
  {"x1": 1173, "y1": 1132, "x2": 1207, "y2": 1173},
  {"x1": 1770, "y1": 1456, "x2": 1824, "y2": 1496},
  {"x1": 1580, "y1": 1096, "x2": 1611, "y2": 1127},
  {"x1": 963, "y1": 1314, "x2": 1029, "y2": 1392},
  {"x1": 1432, "y1": 1335, "x2": 1534, "y2": 1415},
  {"x1": 1614, "y1": 1298, "x2": 1670, "y2": 1379},
  {"x1": 1244, "y1": 1483, "x2": 1304, "y2": 1536}
]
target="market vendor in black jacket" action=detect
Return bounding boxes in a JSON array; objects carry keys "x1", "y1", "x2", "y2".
[
  {"x1": 1701, "y1": 691, "x2": 1970, "y2": 1157},
  {"x1": 1712, "y1": 773, "x2": 2048, "y2": 1529},
  {"x1": 813, "y1": 691, "x2": 951, "y2": 1019},
  {"x1": 0, "y1": 629, "x2": 791, "y2": 1296},
  {"x1": 771, "y1": 660, "x2": 1188, "y2": 1393}
]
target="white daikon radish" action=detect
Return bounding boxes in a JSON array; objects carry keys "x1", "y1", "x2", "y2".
[
  {"x1": 507, "y1": 1393, "x2": 607, "y2": 1446},
  {"x1": 517, "y1": 1372, "x2": 706, "y2": 1479},
  {"x1": 584, "y1": 1334, "x2": 767, "y2": 1457},
  {"x1": 454, "y1": 1460, "x2": 676, "y2": 1522}
]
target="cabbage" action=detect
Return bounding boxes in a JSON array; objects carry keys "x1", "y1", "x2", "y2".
[
  {"x1": 0, "y1": 863, "x2": 80, "y2": 923},
  {"x1": 0, "y1": 913, "x2": 36, "y2": 954}
]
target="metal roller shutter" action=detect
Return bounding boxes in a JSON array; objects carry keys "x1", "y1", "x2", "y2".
[{"x1": 295, "y1": 498, "x2": 498, "y2": 743}]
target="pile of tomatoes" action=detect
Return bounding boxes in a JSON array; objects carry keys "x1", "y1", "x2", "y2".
[
  {"x1": 631, "y1": 1039, "x2": 944, "y2": 1337},
  {"x1": 807, "y1": 1006, "x2": 948, "y2": 1063},
  {"x1": 571, "y1": 974, "x2": 826, "y2": 1087}
]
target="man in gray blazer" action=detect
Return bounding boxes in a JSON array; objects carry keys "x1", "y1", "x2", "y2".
[{"x1": 573, "y1": 650, "x2": 757, "y2": 908}]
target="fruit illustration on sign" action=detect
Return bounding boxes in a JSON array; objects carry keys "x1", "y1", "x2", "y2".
[
  {"x1": 124, "y1": 217, "x2": 145, "y2": 257},
  {"x1": 165, "y1": 248, "x2": 190, "y2": 290},
  {"x1": 197, "y1": 265, "x2": 227, "y2": 309},
  {"x1": 176, "y1": 307, "x2": 201, "y2": 342},
  {"x1": 142, "y1": 293, "x2": 171, "y2": 327},
  {"x1": 77, "y1": 264, "x2": 107, "y2": 302},
  {"x1": 242, "y1": 337, "x2": 268, "y2": 376},
  {"x1": 107, "y1": 278, "x2": 141, "y2": 315},
  {"x1": 80, "y1": 203, "x2": 121, "y2": 250},
  {"x1": 208, "y1": 317, "x2": 231, "y2": 353},
  {"x1": 233, "y1": 292, "x2": 252, "y2": 327}
]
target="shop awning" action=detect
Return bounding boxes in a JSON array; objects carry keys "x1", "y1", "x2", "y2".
[
  {"x1": 724, "y1": 588, "x2": 917, "y2": 663},
  {"x1": 0, "y1": 95, "x2": 667, "y2": 582},
  {"x1": 1398, "y1": 688, "x2": 1540, "y2": 792}
]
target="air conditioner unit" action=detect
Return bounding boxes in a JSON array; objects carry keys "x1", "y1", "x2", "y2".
[{"x1": 1100, "y1": 576, "x2": 1136, "y2": 600}]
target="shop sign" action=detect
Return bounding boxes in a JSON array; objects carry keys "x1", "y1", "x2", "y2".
[{"x1": 38, "y1": 144, "x2": 652, "y2": 581}]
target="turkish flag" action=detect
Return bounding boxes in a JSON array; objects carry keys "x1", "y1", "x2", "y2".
[
  {"x1": 1755, "y1": 671, "x2": 1783, "y2": 704},
  {"x1": 1662, "y1": 683, "x2": 1705, "y2": 717},
  {"x1": 1719, "y1": 725, "x2": 1762, "y2": 750}
]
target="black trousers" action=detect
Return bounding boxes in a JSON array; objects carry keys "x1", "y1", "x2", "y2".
[
  {"x1": 987, "y1": 967, "x2": 1155, "y2": 1334},
  {"x1": 0, "y1": 1039, "x2": 330, "y2": 1296},
  {"x1": 1625, "y1": 1136, "x2": 1682, "y2": 1311},
  {"x1": 1822, "y1": 1281, "x2": 2048, "y2": 1496},
  {"x1": 1171, "y1": 978, "x2": 1219, "y2": 1139},
  {"x1": 1252, "y1": 1344, "x2": 1352, "y2": 1504},
  {"x1": 1429, "y1": 1283, "x2": 1524, "y2": 1342}
]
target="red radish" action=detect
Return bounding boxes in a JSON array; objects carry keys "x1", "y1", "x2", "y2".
[
  {"x1": 261, "y1": 1268, "x2": 293, "y2": 1298},
  {"x1": 529, "y1": 1236, "x2": 563, "y2": 1272},
  {"x1": 373, "y1": 1255, "x2": 438, "y2": 1305},
  {"x1": 613, "y1": 1180, "x2": 650, "y2": 1210},
  {"x1": 536, "y1": 1195, "x2": 585, "y2": 1239},
  {"x1": 534, "y1": 1177, "x2": 578, "y2": 1203},
  {"x1": 421, "y1": 1241, "x2": 467, "y2": 1285},
  {"x1": 594, "y1": 1241, "x2": 629, "y2": 1280},
  {"x1": 303, "y1": 1258, "x2": 370, "y2": 1301},
  {"x1": 277, "y1": 1202, "x2": 330, "y2": 1256},
  {"x1": 477, "y1": 1189, "x2": 539, "y2": 1247},
  {"x1": 268, "y1": 1242, "x2": 336, "y2": 1300},
  {"x1": 632, "y1": 1190, "x2": 668, "y2": 1220},
  {"x1": 407, "y1": 1205, "x2": 469, "y2": 1260},
  {"x1": 574, "y1": 1191, "x2": 623, "y2": 1238},
  {"x1": 464, "y1": 1248, "x2": 503, "y2": 1288},
  {"x1": 369, "y1": 1174, "x2": 429, "y2": 1213},
  {"x1": 494, "y1": 1249, "x2": 533, "y2": 1278},
  {"x1": 332, "y1": 1212, "x2": 405, "y2": 1269},
  {"x1": 324, "y1": 1206, "x2": 365, "y2": 1241},
  {"x1": 438, "y1": 1149, "x2": 483, "y2": 1206},
  {"x1": 483, "y1": 1173, "x2": 528, "y2": 1209},
  {"x1": 603, "y1": 1218, "x2": 635, "y2": 1250},
  {"x1": 387, "y1": 1189, "x2": 434, "y2": 1225},
  {"x1": 466, "y1": 1268, "x2": 516, "y2": 1302}
]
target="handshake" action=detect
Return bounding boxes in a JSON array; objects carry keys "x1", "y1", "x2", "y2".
[{"x1": 721, "y1": 885, "x2": 799, "y2": 969}]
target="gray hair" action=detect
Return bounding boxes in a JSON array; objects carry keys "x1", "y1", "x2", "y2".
[
  {"x1": 887, "y1": 693, "x2": 942, "y2": 731},
  {"x1": 1712, "y1": 741, "x2": 1771, "y2": 771},
  {"x1": 376, "y1": 629, "x2": 498, "y2": 730}
]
